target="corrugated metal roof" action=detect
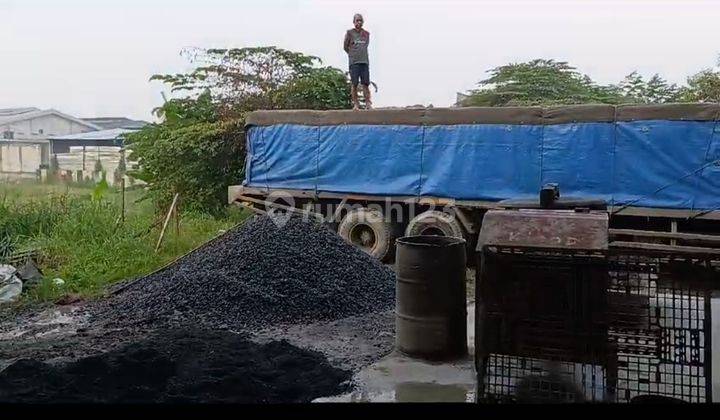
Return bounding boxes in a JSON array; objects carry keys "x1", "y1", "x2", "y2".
[
  {"x1": 82, "y1": 117, "x2": 149, "y2": 130},
  {"x1": 0, "y1": 107, "x2": 39, "y2": 116},
  {"x1": 49, "y1": 128, "x2": 137, "y2": 141},
  {"x1": 0, "y1": 109, "x2": 102, "y2": 130}
]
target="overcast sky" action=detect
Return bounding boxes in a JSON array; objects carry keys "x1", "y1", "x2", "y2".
[{"x1": 1, "y1": 0, "x2": 719, "y2": 121}]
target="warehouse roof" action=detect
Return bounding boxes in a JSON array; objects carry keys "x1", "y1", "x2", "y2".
[
  {"x1": 0, "y1": 109, "x2": 102, "y2": 130},
  {"x1": 82, "y1": 117, "x2": 149, "y2": 130},
  {"x1": 0, "y1": 107, "x2": 40, "y2": 116},
  {"x1": 49, "y1": 128, "x2": 136, "y2": 141}
]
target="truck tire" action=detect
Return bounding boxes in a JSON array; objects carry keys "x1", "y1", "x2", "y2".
[
  {"x1": 405, "y1": 210, "x2": 465, "y2": 239},
  {"x1": 338, "y1": 208, "x2": 394, "y2": 262}
]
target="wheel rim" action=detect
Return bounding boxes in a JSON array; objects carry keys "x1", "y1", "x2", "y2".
[
  {"x1": 420, "y1": 226, "x2": 446, "y2": 236},
  {"x1": 349, "y1": 224, "x2": 376, "y2": 252}
]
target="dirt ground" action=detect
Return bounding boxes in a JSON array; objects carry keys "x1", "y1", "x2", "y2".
[
  {"x1": 252, "y1": 310, "x2": 395, "y2": 373},
  {"x1": 0, "y1": 265, "x2": 475, "y2": 402},
  {"x1": 0, "y1": 303, "x2": 396, "y2": 371},
  {"x1": 0, "y1": 300, "x2": 394, "y2": 403}
]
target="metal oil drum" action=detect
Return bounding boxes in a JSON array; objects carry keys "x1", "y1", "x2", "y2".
[{"x1": 395, "y1": 235, "x2": 467, "y2": 360}]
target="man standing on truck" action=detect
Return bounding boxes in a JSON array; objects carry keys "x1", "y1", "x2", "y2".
[{"x1": 343, "y1": 13, "x2": 372, "y2": 110}]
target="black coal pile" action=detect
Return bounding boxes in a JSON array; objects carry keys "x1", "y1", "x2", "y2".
[
  {"x1": 0, "y1": 328, "x2": 351, "y2": 403},
  {"x1": 96, "y1": 215, "x2": 395, "y2": 329}
]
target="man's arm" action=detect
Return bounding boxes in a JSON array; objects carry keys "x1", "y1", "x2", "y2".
[
  {"x1": 343, "y1": 31, "x2": 350, "y2": 53},
  {"x1": 366, "y1": 31, "x2": 370, "y2": 47}
]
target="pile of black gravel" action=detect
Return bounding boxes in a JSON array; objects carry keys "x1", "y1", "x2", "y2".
[
  {"x1": 0, "y1": 328, "x2": 351, "y2": 403},
  {"x1": 95, "y1": 215, "x2": 395, "y2": 330}
]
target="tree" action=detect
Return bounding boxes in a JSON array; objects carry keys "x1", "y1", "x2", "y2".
[
  {"x1": 617, "y1": 71, "x2": 679, "y2": 103},
  {"x1": 645, "y1": 74, "x2": 680, "y2": 103},
  {"x1": 274, "y1": 67, "x2": 352, "y2": 110},
  {"x1": 679, "y1": 68, "x2": 720, "y2": 103},
  {"x1": 114, "y1": 151, "x2": 127, "y2": 186},
  {"x1": 618, "y1": 71, "x2": 645, "y2": 102},
  {"x1": 459, "y1": 59, "x2": 627, "y2": 106},
  {"x1": 153, "y1": 89, "x2": 218, "y2": 126},
  {"x1": 127, "y1": 120, "x2": 245, "y2": 215},
  {"x1": 128, "y1": 46, "x2": 351, "y2": 215},
  {"x1": 151, "y1": 46, "x2": 350, "y2": 117}
]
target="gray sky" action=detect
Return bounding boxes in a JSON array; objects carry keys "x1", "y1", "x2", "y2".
[{"x1": 1, "y1": 0, "x2": 719, "y2": 121}]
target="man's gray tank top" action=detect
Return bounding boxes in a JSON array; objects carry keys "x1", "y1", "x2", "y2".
[{"x1": 347, "y1": 29, "x2": 369, "y2": 65}]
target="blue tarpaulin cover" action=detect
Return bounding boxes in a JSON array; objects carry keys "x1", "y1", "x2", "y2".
[{"x1": 245, "y1": 119, "x2": 719, "y2": 210}]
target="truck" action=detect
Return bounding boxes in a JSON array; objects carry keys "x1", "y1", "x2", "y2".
[{"x1": 229, "y1": 104, "x2": 720, "y2": 262}]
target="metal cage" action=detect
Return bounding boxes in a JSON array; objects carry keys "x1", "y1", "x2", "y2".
[{"x1": 476, "y1": 246, "x2": 717, "y2": 403}]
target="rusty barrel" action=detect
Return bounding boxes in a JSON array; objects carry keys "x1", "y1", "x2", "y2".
[{"x1": 395, "y1": 235, "x2": 467, "y2": 360}]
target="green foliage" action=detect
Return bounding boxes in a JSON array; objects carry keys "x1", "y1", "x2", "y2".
[
  {"x1": 151, "y1": 46, "x2": 349, "y2": 117},
  {"x1": 132, "y1": 46, "x2": 351, "y2": 215},
  {"x1": 460, "y1": 59, "x2": 629, "y2": 106},
  {"x1": 126, "y1": 120, "x2": 246, "y2": 215},
  {"x1": 0, "y1": 235, "x2": 12, "y2": 260},
  {"x1": 153, "y1": 47, "x2": 317, "y2": 94},
  {"x1": 31, "y1": 204, "x2": 248, "y2": 301},
  {"x1": 617, "y1": 71, "x2": 646, "y2": 102},
  {"x1": 679, "y1": 68, "x2": 720, "y2": 103},
  {"x1": 114, "y1": 152, "x2": 127, "y2": 185},
  {"x1": 646, "y1": 74, "x2": 680, "y2": 103},
  {"x1": 617, "y1": 72, "x2": 680, "y2": 103},
  {"x1": 459, "y1": 57, "x2": 720, "y2": 106},
  {"x1": 91, "y1": 178, "x2": 109, "y2": 202},
  {"x1": 153, "y1": 89, "x2": 218, "y2": 126},
  {"x1": 0, "y1": 184, "x2": 250, "y2": 302},
  {"x1": 274, "y1": 66, "x2": 352, "y2": 110},
  {"x1": 0, "y1": 193, "x2": 66, "y2": 260}
]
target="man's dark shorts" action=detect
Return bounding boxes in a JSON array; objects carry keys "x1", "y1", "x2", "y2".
[{"x1": 350, "y1": 63, "x2": 370, "y2": 87}]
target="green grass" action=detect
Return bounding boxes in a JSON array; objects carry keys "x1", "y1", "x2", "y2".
[
  {"x1": 0, "y1": 182, "x2": 250, "y2": 304},
  {"x1": 0, "y1": 182, "x2": 92, "y2": 203}
]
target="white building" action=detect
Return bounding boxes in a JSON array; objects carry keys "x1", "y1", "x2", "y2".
[
  {"x1": 0, "y1": 107, "x2": 101, "y2": 180},
  {"x1": 50, "y1": 128, "x2": 141, "y2": 186}
]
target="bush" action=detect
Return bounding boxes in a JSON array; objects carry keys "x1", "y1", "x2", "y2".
[
  {"x1": 275, "y1": 67, "x2": 352, "y2": 110},
  {"x1": 0, "y1": 195, "x2": 66, "y2": 260},
  {"x1": 1, "y1": 185, "x2": 250, "y2": 302},
  {"x1": 30, "y1": 203, "x2": 241, "y2": 300},
  {"x1": 128, "y1": 47, "x2": 351, "y2": 215},
  {"x1": 126, "y1": 119, "x2": 246, "y2": 215}
]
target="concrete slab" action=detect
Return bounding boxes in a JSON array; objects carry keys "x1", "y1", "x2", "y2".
[
  {"x1": 315, "y1": 303, "x2": 477, "y2": 403},
  {"x1": 315, "y1": 353, "x2": 476, "y2": 402}
]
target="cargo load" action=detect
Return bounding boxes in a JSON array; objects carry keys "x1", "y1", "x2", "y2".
[{"x1": 243, "y1": 104, "x2": 720, "y2": 210}]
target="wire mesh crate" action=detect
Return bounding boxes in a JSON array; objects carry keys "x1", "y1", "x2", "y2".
[{"x1": 476, "y1": 247, "x2": 717, "y2": 403}]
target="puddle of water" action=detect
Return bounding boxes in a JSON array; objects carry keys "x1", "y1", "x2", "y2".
[
  {"x1": 315, "y1": 382, "x2": 475, "y2": 403},
  {"x1": 395, "y1": 382, "x2": 475, "y2": 402},
  {"x1": 0, "y1": 307, "x2": 88, "y2": 341}
]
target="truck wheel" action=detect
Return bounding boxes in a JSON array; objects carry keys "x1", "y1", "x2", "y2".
[
  {"x1": 405, "y1": 210, "x2": 465, "y2": 239},
  {"x1": 338, "y1": 208, "x2": 393, "y2": 262}
]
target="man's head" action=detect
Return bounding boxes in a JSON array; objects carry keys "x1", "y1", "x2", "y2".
[{"x1": 353, "y1": 13, "x2": 364, "y2": 30}]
